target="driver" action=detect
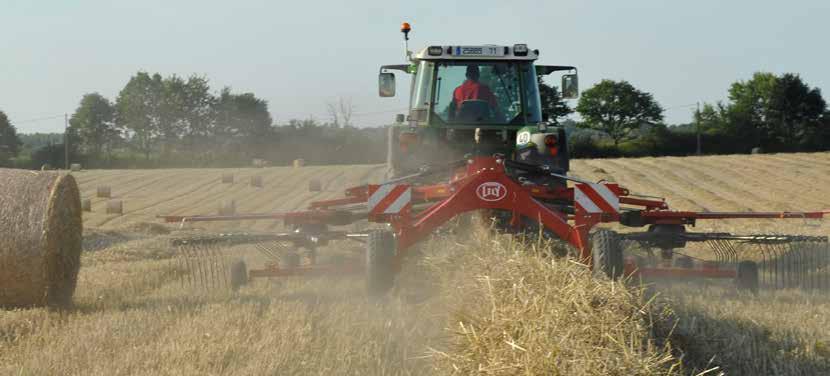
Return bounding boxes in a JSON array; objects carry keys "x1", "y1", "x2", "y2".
[{"x1": 451, "y1": 65, "x2": 498, "y2": 118}]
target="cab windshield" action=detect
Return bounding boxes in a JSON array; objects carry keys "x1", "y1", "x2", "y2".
[{"x1": 431, "y1": 61, "x2": 541, "y2": 125}]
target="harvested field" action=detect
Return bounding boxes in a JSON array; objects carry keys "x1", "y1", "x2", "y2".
[{"x1": 1, "y1": 153, "x2": 829, "y2": 374}]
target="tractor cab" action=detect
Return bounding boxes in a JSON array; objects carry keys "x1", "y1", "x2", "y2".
[
  {"x1": 379, "y1": 23, "x2": 579, "y2": 184},
  {"x1": 380, "y1": 45, "x2": 578, "y2": 129}
]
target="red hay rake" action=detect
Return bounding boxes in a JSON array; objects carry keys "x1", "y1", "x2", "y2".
[{"x1": 160, "y1": 156, "x2": 830, "y2": 295}]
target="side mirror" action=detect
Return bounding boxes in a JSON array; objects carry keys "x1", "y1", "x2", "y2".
[
  {"x1": 562, "y1": 74, "x2": 579, "y2": 99},
  {"x1": 379, "y1": 73, "x2": 396, "y2": 97}
]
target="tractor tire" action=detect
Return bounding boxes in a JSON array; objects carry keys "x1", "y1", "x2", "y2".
[
  {"x1": 736, "y1": 261, "x2": 759, "y2": 293},
  {"x1": 674, "y1": 255, "x2": 694, "y2": 269},
  {"x1": 366, "y1": 229, "x2": 396, "y2": 297},
  {"x1": 229, "y1": 259, "x2": 248, "y2": 292},
  {"x1": 281, "y1": 252, "x2": 301, "y2": 269},
  {"x1": 591, "y1": 229, "x2": 625, "y2": 280}
]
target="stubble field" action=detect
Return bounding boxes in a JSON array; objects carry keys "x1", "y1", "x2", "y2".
[{"x1": 2, "y1": 153, "x2": 830, "y2": 375}]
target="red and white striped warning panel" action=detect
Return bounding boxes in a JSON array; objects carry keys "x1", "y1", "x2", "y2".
[
  {"x1": 368, "y1": 184, "x2": 412, "y2": 215},
  {"x1": 574, "y1": 183, "x2": 620, "y2": 214}
]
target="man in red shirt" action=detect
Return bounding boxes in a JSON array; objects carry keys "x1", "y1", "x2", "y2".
[{"x1": 451, "y1": 65, "x2": 500, "y2": 122}]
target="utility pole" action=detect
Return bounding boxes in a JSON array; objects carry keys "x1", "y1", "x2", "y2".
[
  {"x1": 64, "y1": 113, "x2": 69, "y2": 169},
  {"x1": 695, "y1": 102, "x2": 702, "y2": 156}
]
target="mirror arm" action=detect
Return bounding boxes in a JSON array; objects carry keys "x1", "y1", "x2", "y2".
[{"x1": 536, "y1": 65, "x2": 577, "y2": 76}]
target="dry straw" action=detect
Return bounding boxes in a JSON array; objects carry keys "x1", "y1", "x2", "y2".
[
  {"x1": 96, "y1": 186, "x2": 111, "y2": 198},
  {"x1": 0, "y1": 169, "x2": 82, "y2": 308}
]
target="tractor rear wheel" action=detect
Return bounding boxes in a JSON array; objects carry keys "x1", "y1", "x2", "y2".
[
  {"x1": 736, "y1": 261, "x2": 759, "y2": 293},
  {"x1": 229, "y1": 259, "x2": 248, "y2": 292},
  {"x1": 591, "y1": 229, "x2": 625, "y2": 280},
  {"x1": 366, "y1": 229, "x2": 396, "y2": 297}
]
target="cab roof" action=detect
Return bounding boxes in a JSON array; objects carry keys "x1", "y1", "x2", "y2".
[{"x1": 413, "y1": 45, "x2": 539, "y2": 61}]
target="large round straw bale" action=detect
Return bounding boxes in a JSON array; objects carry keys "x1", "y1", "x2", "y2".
[
  {"x1": 0, "y1": 169, "x2": 82, "y2": 308},
  {"x1": 218, "y1": 200, "x2": 236, "y2": 216},
  {"x1": 69, "y1": 163, "x2": 82, "y2": 172},
  {"x1": 81, "y1": 198, "x2": 92, "y2": 212},
  {"x1": 106, "y1": 200, "x2": 123, "y2": 215},
  {"x1": 293, "y1": 159, "x2": 305, "y2": 168},
  {"x1": 221, "y1": 173, "x2": 234, "y2": 184},
  {"x1": 96, "y1": 185, "x2": 111, "y2": 198},
  {"x1": 250, "y1": 175, "x2": 263, "y2": 188}
]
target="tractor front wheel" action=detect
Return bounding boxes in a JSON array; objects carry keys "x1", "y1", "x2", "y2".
[
  {"x1": 366, "y1": 229, "x2": 397, "y2": 297},
  {"x1": 230, "y1": 259, "x2": 248, "y2": 292},
  {"x1": 591, "y1": 229, "x2": 625, "y2": 280},
  {"x1": 736, "y1": 261, "x2": 759, "y2": 293}
]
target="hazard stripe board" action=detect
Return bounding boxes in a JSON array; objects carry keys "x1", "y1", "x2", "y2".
[
  {"x1": 574, "y1": 183, "x2": 620, "y2": 214},
  {"x1": 367, "y1": 184, "x2": 411, "y2": 215}
]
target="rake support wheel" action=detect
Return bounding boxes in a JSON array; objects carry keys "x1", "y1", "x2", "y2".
[
  {"x1": 366, "y1": 229, "x2": 396, "y2": 297},
  {"x1": 592, "y1": 229, "x2": 624, "y2": 280},
  {"x1": 736, "y1": 261, "x2": 759, "y2": 293},
  {"x1": 230, "y1": 259, "x2": 248, "y2": 291}
]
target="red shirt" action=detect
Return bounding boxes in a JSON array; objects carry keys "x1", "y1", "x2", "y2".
[{"x1": 453, "y1": 80, "x2": 497, "y2": 110}]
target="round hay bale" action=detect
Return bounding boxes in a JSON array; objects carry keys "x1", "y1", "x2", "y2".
[
  {"x1": 293, "y1": 159, "x2": 305, "y2": 168},
  {"x1": 81, "y1": 198, "x2": 92, "y2": 212},
  {"x1": 250, "y1": 175, "x2": 263, "y2": 188},
  {"x1": 106, "y1": 200, "x2": 123, "y2": 215},
  {"x1": 309, "y1": 178, "x2": 322, "y2": 192},
  {"x1": 96, "y1": 185, "x2": 111, "y2": 198},
  {"x1": 751, "y1": 147, "x2": 764, "y2": 155},
  {"x1": 218, "y1": 200, "x2": 236, "y2": 216},
  {"x1": 221, "y1": 173, "x2": 234, "y2": 184},
  {"x1": 69, "y1": 163, "x2": 82, "y2": 172},
  {"x1": 0, "y1": 169, "x2": 82, "y2": 308}
]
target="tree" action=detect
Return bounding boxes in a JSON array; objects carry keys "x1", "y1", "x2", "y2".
[
  {"x1": 0, "y1": 111, "x2": 22, "y2": 166},
  {"x1": 115, "y1": 72, "x2": 165, "y2": 160},
  {"x1": 538, "y1": 78, "x2": 572, "y2": 125},
  {"x1": 327, "y1": 97, "x2": 354, "y2": 128},
  {"x1": 721, "y1": 72, "x2": 826, "y2": 151},
  {"x1": 69, "y1": 93, "x2": 118, "y2": 160},
  {"x1": 575, "y1": 80, "x2": 663, "y2": 146},
  {"x1": 766, "y1": 73, "x2": 826, "y2": 148}
]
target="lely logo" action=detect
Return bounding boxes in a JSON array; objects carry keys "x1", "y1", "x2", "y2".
[{"x1": 476, "y1": 182, "x2": 507, "y2": 202}]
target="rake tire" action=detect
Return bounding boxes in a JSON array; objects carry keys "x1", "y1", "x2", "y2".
[
  {"x1": 736, "y1": 261, "x2": 759, "y2": 293},
  {"x1": 230, "y1": 259, "x2": 247, "y2": 292},
  {"x1": 366, "y1": 229, "x2": 396, "y2": 297},
  {"x1": 592, "y1": 229, "x2": 624, "y2": 280}
]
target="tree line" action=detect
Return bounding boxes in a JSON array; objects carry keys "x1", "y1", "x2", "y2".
[
  {"x1": 0, "y1": 70, "x2": 827, "y2": 169},
  {"x1": 551, "y1": 72, "x2": 829, "y2": 157}
]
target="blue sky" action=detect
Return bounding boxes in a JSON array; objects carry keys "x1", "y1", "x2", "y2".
[{"x1": 2, "y1": 0, "x2": 828, "y2": 133}]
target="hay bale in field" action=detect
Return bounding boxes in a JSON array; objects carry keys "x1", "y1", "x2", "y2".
[
  {"x1": 106, "y1": 200, "x2": 123, "y2": 215},
  {"x1": 293, "y1": 159, "x2": 305, "y2": 168},
  {"x1": 0, "y1": 169, "x2": 82, "y2": 308},
  {"x1": 221, "y1": 173, "x2": 234, "y2": 184},
  {"x1": 96, "y1": 185, "x2": 111, "y2": 198},
  {"x1": 81, "y1": 198, "x2": 91, "y2": 212},
  {"x1": 218, "y1": 200, "x2": 236, "y2": 216},
  {"x1": 751, "y1": 147, "x2": 764, "y2": 154},
  {"x1": 309, "y1": 178, "x2": 322, "y2": 192},
  {"x1": 69, "y1": 163, "x2": 82, "y2": 172},
  {"x1": 250, "y1": 175, "x2": 263, "y2": 188}
]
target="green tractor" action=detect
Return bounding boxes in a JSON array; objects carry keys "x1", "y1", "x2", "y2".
[{"x1": 379, "y1": 22, "x2": 579, "y2": 189}]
